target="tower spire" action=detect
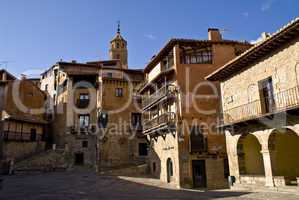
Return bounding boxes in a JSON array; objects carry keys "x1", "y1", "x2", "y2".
[{"x1": 117, "y1": 20, "x2": 120, "y2": 34}]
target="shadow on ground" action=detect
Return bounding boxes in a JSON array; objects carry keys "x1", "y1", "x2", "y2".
[{"x1": 0, "y1": 171, "x2": 292, "y2": 200}]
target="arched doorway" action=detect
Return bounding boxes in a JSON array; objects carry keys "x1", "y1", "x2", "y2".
[
  {"x1": 269, "y1": 129, "x2": 299, "y2": 185},
  {"x1": 237, "y1": 134, "x2": 265, "y2": 175},
  {"x1": 166, "y1": 158, "x2": 173, "y2": 183}
]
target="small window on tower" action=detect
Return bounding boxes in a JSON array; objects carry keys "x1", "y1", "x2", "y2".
[
  {"x1": 116, "y1": 43, "x2": 120, "y2": 48},
  {"x1": 116, "y1": 54, "x2": 120, "y2": 59}
]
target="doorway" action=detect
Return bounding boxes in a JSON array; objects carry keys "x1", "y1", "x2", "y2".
[
  {"x1": 166, "y1": 158, "x2": 173, "y2": 183},
  {"x1": 259, "y1": 77, "x2": 275, "y2": 113},
  {"x1": 192, "y1": 160, "x2": 207, "y2": 188},
  {"x1": 75, "y1": 153, "x2": 84, "y2": 165}
]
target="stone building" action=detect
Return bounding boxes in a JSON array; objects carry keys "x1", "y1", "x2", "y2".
[
  {"x1": 207, "y1": 18, "x2": 299, "y2": 188},
  {"x1": 138, "y1": 29, "x2": 251, "y2": 189},
  {"x1": 0, "y1": 69, "x2": 48, "y2": 170},
  {"x1": 40, "y1": 26, "x2": 147, "y2": 168}
]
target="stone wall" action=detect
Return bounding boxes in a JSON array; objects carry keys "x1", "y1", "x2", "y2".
[
  {"x1": 221, "y1": 37, "x2": 299, "y2": 123},
  {"x1": 3, "y1": 141, "x2": 45, "y2": 161}
]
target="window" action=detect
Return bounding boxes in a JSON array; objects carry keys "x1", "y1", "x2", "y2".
[
  {"x1": 107, "y1": 72, "x2": 113, "y2": 78},
  {"x1": 190, "y1": 126, "x2": 206, "y2": 153},
  {"x1": 30, "y1": 128, "x2": 37, "y2": 142},
  {"x1": 181, "y1": 48, "x2": 213, "y2": 64},
  {"x1": 115, "y1": 88, "x2": 123, "y2": 97},
  {"x1": 116, "y1": 43, "x2": 120, "y2": 48},
  {"x1": 77, "y1": 93, "x2": 89, "y2": 108},
  {"x1": 79, "y1": 115, "x2": 90, "y2": 128},
  {"x1": 139, "y1": 143, "x2": 148, "y2": 156},
  {"x1": 45, "y1": 84, "x2": 48, "y2": 92},
  {"x1": 258, "y1": 77, "x2": 275, "y2": 113},
  {"x1": 116, "y1": 54, "x2": 120, "y2": 59},
  {"x1": 79, "y1": 93, "x2": 89, "y2": 100},
  {"x1": 152, "y1": 162, "x2": 156, "y2": 172},
  {"x1": 131, "y1": 113, "x2": 142, "y2": 129},
  {"x1": 82, "y1": 141, "x2": 88, "y2": 148}
]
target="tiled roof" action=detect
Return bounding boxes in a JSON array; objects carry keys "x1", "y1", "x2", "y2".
[
  {"x1": 206, "y1": 17, "x2": 299, "y2": 81},
  {"x1": 143, "y1": 38, "x2": 251, "y2": 73}
]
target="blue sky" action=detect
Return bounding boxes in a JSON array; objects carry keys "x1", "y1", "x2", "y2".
[{"x1": 0, "y1": 0, "x2": 298, "y2": 77}]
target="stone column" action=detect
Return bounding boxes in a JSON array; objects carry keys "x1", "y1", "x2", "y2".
[
  {"x1": 225, "y1": 130, "x2": 241, "y2": 184},
  {"x1": 66, "y1": 77, "x2": 74, "y2": 128},
  {"x1": 261, "y1": 149, "x2": 274, "y2": 187}
]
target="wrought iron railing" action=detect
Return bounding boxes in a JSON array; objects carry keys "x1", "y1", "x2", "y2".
[
  {"x1": 223, "y1": 85, "x2": 299, "y2": 124},
  {"x1": 142, "y1": 84, "x2": 176, "y2": 110},
  {"x1": 143, "y1": 112, "x2": 176, "y2": 133}
]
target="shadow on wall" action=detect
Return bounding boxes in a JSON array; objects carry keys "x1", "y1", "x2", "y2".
[{"x1": 148, "y1": 141, "x2": 162, "y2": 180}]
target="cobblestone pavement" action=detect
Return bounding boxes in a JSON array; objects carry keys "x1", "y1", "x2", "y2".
[{"x1": 1, "y1": 171, "x2": 299, "y2": 200}]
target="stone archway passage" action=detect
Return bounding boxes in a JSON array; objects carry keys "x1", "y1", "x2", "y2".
[
  {"x1": 237, "y1": 134, "x2": 265, "y2": 175},
  {"x1": 269, "y1": 130, "x2": 299, "y2": 185}
]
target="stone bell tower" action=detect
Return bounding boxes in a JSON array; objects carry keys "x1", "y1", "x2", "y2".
[{"x1": 109, "y1": 21, "x2": 128, "y2": 69}]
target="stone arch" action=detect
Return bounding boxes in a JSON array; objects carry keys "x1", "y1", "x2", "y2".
[
  {"x1": 237, "y1": 133, "x2": 265, "y2": 175},
  {"x1": 268, "y1": 128, "x2": 299, "y2": 185}
]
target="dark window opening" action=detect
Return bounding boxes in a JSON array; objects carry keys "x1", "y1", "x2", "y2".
[
  {"x1": 82, "y1": 141, "x2": 88, "y2": 148},
  {"x1": 152, "y1": 162, "x2": 156, "y2": 172},
  {"x1": 181, "y1": 48, "x2": 213, "y2": 64},
  {"x1": 75, "y1": 153, "x2": 84, "y2": 165},
  {"x1": 167, "y1": 158, "x2": 173, "y2": 183},
  {"x1": 30, "y1": 128, "x2": 37, "y2": 142},
  {"x1": 107, "y1": 72, "x2": 113, "y2": 78},
  {"x1": 77, "y1": 93, "x2": 90, "y2": 108},
  {"x1": 131, "y1": 113, "x2": 142, "y2": 130},
  {"x1": 139, "y1": 143, "x2": 148, "y2": 156},
  {"x1": 115, "y1": 88, "x2": 123, "y2": 97},
  {"x1": 258, "y1": 77, "x2": 275, "y2": 113},
  {"x1": 190, "y1": 126, "x2": 206, "y2": 153},
  {"x1": 79, "y1": 115, "x2": 90, "y2": 129}
]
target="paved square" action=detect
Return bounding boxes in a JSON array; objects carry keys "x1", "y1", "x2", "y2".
[{"x1": 1, "y1": 171, "x2": 298, "y2": 200}]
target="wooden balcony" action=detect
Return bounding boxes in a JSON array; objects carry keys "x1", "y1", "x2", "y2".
[
  {"x1": 143, "y1": 112, "x2": 176, "y2": 135},
  {"x1": 142, "y1": 84, "x2": 176, "y2": 110},
  {"x1": 223, "y1": 85, "x2": 299, "y2": 125}
]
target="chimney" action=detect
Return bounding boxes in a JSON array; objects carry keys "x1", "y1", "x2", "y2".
[
  {"x1": 261, "y1": 32, "x2": 271, "y2": 40},
  {"x1": 2, "y1": 72, "x2": 7, "y2": 81},
  {"x1": 208, "y1": 28, "x2": 222, "y2": 41}
]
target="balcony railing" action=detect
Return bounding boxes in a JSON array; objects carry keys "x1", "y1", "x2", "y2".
[
  {"x1": 142, "y1": 84, "x2": 176, "y2": 110},
  {"x1": 223, "y1": 85, "x2": 299, "y2": 125},
  {"x1": 143, "y1": 112, "x2": 176, "y2": 134}
]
